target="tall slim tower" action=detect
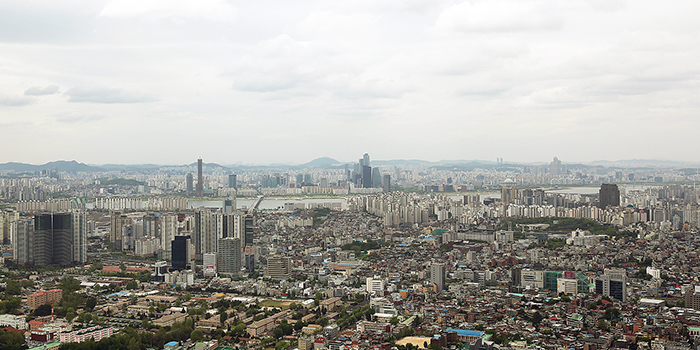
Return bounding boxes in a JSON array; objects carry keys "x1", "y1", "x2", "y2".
[
  {"x1": 172, "y1": 235, "x2": 191, "y2": 270},
  {"x1": 382, "y1": 174, "x2": 391, "y2": 192},
  {"x1": 186, "y1": 173, "x2": 193, "y2": 195},
  {"x1": 363, "y1": 153, "x2": 370, "y2": 167},
  {"x1": 160, "y1": 214, "x2": 177, "y2": 259},
  {"x1": 362, "y1": 165, "x2": 372, "y2": 188},
  {"x1": 430, "y1": 262, "x2": 446, "y2": 291},
  {"x1": 196, "y1": 158, "x2": 204, "y2": 197},
  {"x1": 228, "y1": 174, "x2": 237, "y2": 189}
]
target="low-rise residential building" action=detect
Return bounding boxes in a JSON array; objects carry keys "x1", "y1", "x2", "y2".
[
  {"x1": 153, "y1": 312, "x2": 187, "y2": 327},
  {"x1": 59, "y1": 325, "x2": 115, "y2": 343},
  {"x1": 27, "y1": 289, "x2": 62, "y2": 308}
]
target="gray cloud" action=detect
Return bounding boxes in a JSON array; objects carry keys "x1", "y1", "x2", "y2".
[
  {"x1": 0, "y1": 95, "x2": 35, "y2": 106},
  {"x1": 64, "y1": 86, "x2": 157, "y2": 104},
  {"x1": 24, "y1": 85, "x2": 59, "y2": 96}
]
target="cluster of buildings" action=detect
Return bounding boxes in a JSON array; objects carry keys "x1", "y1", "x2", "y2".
[{"x1": 5, "y1": 158, "x2": 700, "y2": 349}]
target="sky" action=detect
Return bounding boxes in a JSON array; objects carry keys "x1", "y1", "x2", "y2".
[{"x1": 1, "y1": 0, "x2": 699, "y2": 165}]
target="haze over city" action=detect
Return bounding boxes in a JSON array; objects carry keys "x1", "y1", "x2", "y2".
[{"x1": 2, "y1": 0, "x2": 700, "y2": 165}]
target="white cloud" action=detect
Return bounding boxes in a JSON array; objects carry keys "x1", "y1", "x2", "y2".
[
  {"x1": 25, "y1": 85, "x2": 59, "y2": 96},
  {"x1": 435, "y1": 0, "x2": 564, "y2": 33},
  {"x1": 100, "y1": 0, "x2": 237, "y2": 22},
  {"x1": 0, "y1": 95, "x2": 35, "y2": 106},
  {"x1": 64, "y1": 86, "x2": 158, "y2": 104}
]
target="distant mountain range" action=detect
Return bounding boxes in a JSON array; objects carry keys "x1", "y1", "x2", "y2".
[
  {"x1": 0, "y1": 160, "x2": 99, "y2": 173},
  {"x1": 0, "y1": 157, "x2": 696, "y2": 173}
]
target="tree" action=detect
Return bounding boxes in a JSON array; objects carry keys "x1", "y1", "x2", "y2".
[
  {"x1": 66, "y1": 307, "x2": 76, "y2": 322},
  {"x1": 0, "y1": 327, "x2": 26, "y2": 350},
  {"x1": 390, "y1": 316, "x2": 399, "y2": 325},
  {"x1": 604, "y1": 307, "x2": 620, "y2": 321},
  {"x1": 119, "y1": 263, "x2": 127, "y2": 272},
  {"x1": 4, "y1": 281, "x2": 21, "y2": 296},
  {"x1": 86, "y1": 297, "x2": 97, "y2": 311},
  {"x1": 531, "y1": 312, "x2": 543, "y2": 326},
  {"x1": 34, "y1": 304, "x2": 53, "y2": 317},
  {"x1": 412, "y1": 316, "x2": 422, "y2": 328},
  {"x1": 76, "y1": 312, "x2": 92, "y2": 324},
  {"x1": 190, "y1": 329, "x2": 204, "y2": 342},
  {"x1": 126, "y1": 280, "x2": 138, "y2": 290},
  {"x1": 220, "y1": 312, "x2": 228, "y2": 325},
  {"x1": 59, "y1": 276, "x2": 81, "y2": 294}
]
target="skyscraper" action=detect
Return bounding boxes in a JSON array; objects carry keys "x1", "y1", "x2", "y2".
[
  {"x1": 599, "y1": 183, "x2": 620, "y2": 208},
  {"x1": 172, "y1": 235, "x2": 191, "y2": 270},
  {"x1": 110, "y1": 212, "x2": 130, "y2": 251},
  {"x1": 362, "y1": 165, "x2": 372, "y2": 188},
  {"x1": 186, "y1": 173, "x2": 194, "y2": 196},
  {"x1": 194, "y1": 208, "x2": 216, "y2": 261},
  {"x1": 430, "y1": 262, "x2": 446, "y2": 291},
  {"x1": 12, "y1": 216, "x2": 34, "y2": 264},
  {"x1": 218, "y1": 237, "x2": 241, "y2": 277},
  {"x1": 196, "y1": 158, "x2": 204, "y2": 197},
  {"x1": 382, "y1": 174, "x2": 391, "y2": 192},
  {"x1": 363, "y1": 153, "x2": 370, "y2": 167},
  {"x1": 143, "y1": 213, "x2": 159, "y2": 238},
  {"x1": 160, "y1": 214, "x2": 178, "y2": 259},
  {"x1": 501, "y1": 186, "x2": 518, "y2": 206},
  {"x1": 228, "y1": 174, "x2": 237, "y2": 189},
  {"x1": 31, "y1": 212, "x2": 86, "y2": 266},
  {"x1": 372, "y1": 167, "x2": 382, "y2": 188},
  {"x1": 550, "y1": 157, "x2": 563, "y2": 176}
]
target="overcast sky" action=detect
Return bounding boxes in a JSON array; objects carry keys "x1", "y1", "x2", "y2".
[{"x1": 1, "y1": 0, "x2": 699, "y2": 165}]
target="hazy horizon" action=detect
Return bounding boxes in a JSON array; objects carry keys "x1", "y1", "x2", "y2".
[{"x1": 1, "y1": 156, "x2": 698, "y2": 168}]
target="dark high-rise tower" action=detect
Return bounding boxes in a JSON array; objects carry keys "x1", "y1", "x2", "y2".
[
  {"x1": 33, "y1": 212, "x2": 86, "y2": 266},
  {"x1": 228, "y1": 174, "x2": 237, "y2": 189},
  {"x1": 172, "y1": 235, "x2": 190, "y2": 270},
  {"x1": 599, "y1": 183, "x2": 620, "y2": 208},
  {"x1": 362, "y1": 165, "x2": 372, "y2": 188},
  {"x1": 196, "y1": 158, "x2": 204, "y2": 197},
  {"x1": 243, "y1": 214, "x2": 254, "y2": 247}
]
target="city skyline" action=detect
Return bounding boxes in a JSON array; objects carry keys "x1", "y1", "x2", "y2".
[
  {"x1": 1, "y1": 1, "x2": 700, "y2": 165},
  {"x1": 1, "y1": 155, "x2": 700, "y2": 170}
]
